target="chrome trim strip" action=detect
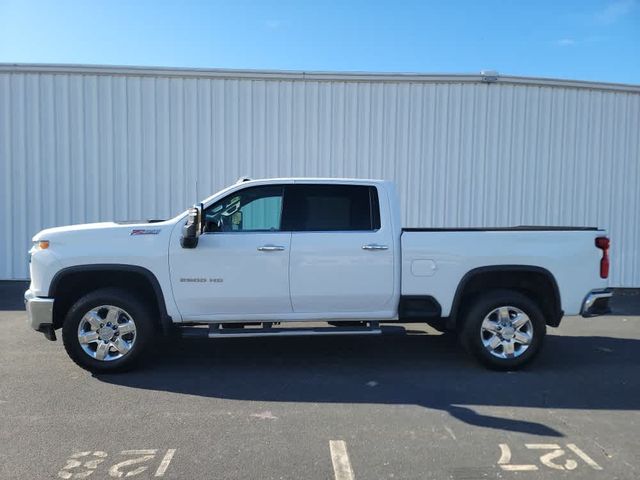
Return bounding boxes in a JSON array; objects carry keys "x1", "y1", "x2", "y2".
[
  {"x1": 208, "y1": 328, "x2": 383, "y2": 338},
  {"x1": 257, "y1": 245, "x2": 285, "y2": 251},
  {"x1": 362, "y1": 244, "x2": 389, "y2": 250}
]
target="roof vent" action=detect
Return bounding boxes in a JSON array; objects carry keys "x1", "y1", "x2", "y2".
[{"x1": 481, "y1": 70, "x2": 499, "y2": 83}]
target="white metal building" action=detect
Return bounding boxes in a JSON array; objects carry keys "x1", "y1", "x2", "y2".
[{"x1": 1, "y1": 64, "x2": 639, "y2": 286}]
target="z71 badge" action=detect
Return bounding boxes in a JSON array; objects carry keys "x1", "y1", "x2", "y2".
[
  {"x1": 180, "y1": 278, "x2": 223, "y2": 283},
  {"x1": 130, "y1": 229, "x2": 161, "y2": 236}
]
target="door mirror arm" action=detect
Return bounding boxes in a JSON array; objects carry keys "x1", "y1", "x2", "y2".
[{"x1": 181, "y1": 204, "x2": 202, "y2": 248}]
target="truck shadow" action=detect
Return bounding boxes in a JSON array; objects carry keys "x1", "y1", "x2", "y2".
[{"x1": 96, "y1": 331, "x2": 640, "y2": 438}]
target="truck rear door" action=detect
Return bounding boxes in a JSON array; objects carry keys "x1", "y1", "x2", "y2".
[{"x1": 284, "y1": 184, "x2": 395, "y2": 317}]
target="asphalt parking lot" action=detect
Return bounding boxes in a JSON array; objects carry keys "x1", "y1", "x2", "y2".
[{"x1": 1, "y1": 282, "x2": 639, "y2": 480}]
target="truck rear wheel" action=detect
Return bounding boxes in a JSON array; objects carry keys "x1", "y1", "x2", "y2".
[
  {"x1": 62, "y1": 288, "x2": 154, "y2": 373},
  {"x1": 460, "y1": 289, "x2": 546, "y2": 370}
]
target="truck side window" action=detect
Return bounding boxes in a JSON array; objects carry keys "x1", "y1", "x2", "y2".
[
  {"x1": 282, "y1": 185, "x2": 379, "y2": 231},
  {"x1": 203, "y1": 185, "x2": 284, "y2": 233}
]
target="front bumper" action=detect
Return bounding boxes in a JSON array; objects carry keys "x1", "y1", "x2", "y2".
[
  {"x1": 24, "y1": 289, "x2": 56, "y2": 340},
  {"x1": 581, "y1": 289, "x2": 613, "y2": 317}
]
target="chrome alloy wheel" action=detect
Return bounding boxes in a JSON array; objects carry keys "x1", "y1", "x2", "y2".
[
  {"x1": 480, "y1": 306, "x2": 533, "y2": 359},
  {"x1": 77, "y1": 305, "x2": 137, "y2": 361}
]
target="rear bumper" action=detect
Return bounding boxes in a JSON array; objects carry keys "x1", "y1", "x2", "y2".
[
  {"x1": 581, "y1": 289, "x2": 613, "y2": 317},
  {"x1": 24, "y1": 289, "x2": 56, "y2": 340}
]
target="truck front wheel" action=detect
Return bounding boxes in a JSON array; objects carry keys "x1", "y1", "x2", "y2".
[
  {"x1": 460, "y1": 289, "x2": 546, "y2": 370},
  {"x1": 62, "y1": 288, "x2": 154, "y2": 373}
]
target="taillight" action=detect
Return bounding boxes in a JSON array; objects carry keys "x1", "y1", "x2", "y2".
[{"x1": 595, "y1": 236, "x2": 609, "y2": 279}]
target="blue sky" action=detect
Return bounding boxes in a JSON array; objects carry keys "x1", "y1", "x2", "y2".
[{"x1": 1, "y1": 0, "x2": 638, "y2": 83}]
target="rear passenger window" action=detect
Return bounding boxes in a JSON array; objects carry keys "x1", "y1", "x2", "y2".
[{"x1": 282, "y1": 185, "x2": 380, "y2": 231}]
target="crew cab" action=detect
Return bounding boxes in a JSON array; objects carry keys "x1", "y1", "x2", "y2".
[{"x1": 25, "y1": 178, "x2": 612, "y2": 372}]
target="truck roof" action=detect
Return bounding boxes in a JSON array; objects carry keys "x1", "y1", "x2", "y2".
[
  {"x1": 198, "y1": 177, "x2": 392, "y2": 208},
  {"x1": 237, "y1": 177, "x2": 389, "y2": 185}
]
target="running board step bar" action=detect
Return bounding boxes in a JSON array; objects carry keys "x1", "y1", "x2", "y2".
[{"x1": 180, "y1": 322, "x2": 406, "y2": 339}]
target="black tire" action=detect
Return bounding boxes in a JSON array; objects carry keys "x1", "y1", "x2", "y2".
[
  {"x1": 62, "y1": 288, "x2": 155, "y2": 373},
  {"x1": 460, "y1": 289, "x2": 546, "y2": 370}
]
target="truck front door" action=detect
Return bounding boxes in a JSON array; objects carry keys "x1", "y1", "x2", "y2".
[{"x1": 169, "y1": 185, "x2": 292, "y2": 319}]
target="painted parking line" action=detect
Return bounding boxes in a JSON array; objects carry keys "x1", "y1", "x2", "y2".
[
  {"x1": 329, "y1": 440, "x2": 355, "y2": 480},
  {"x1": 443, "y1": 425, "x2": 457, "y2": 441},
  {"x1": 498, "y1": 444, "x2": 539, "y2": 471},
  {"x1": 155, "y1": 449, "x2": 177, "y2": 477},
  {"x1": 566, "y1": 444, "x2": 603, "y2": 471},
  {"x1": 57, "y1": 449, "x2": 176, "y2": 478},
  {"x1": 497, "y1": 442, "x2": 604, "y2": 473}
]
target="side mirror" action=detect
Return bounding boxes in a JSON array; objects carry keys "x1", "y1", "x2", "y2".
[{"x1": 180, "y1": 205, "x2": 202, "y2": 248}]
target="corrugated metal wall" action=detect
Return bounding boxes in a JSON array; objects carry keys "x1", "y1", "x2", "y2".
[{"x1": 1, "y1": 66, "x2": 639, "y2": 285}]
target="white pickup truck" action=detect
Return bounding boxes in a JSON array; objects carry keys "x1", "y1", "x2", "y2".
[{"x1": 25, "y1": 178, "x2": 612, "y2": 372}]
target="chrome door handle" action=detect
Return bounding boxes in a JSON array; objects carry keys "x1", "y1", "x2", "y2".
[
  {"x1": 257, "y1": 245, "x2": 285, "y2": 252},
  {"x1": 362, "y1": 244, "x2": 389, "y2": 250}
]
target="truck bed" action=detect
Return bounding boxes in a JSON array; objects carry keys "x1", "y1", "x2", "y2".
[{"x1": 400, "y1": 226, "x2": 607, "y2": 317}]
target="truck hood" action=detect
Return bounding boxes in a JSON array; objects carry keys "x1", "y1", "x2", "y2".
[{"x1": 32, "y1": 221, "x2": 173, "y2": 242}]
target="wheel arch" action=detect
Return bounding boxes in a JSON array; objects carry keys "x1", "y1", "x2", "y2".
[
  {"x1": 49, "y1": 264, "x2": 172, "y2": 334},
  {"x1": 448, "y1": 265, "x2": 563, "y2": 328}
]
